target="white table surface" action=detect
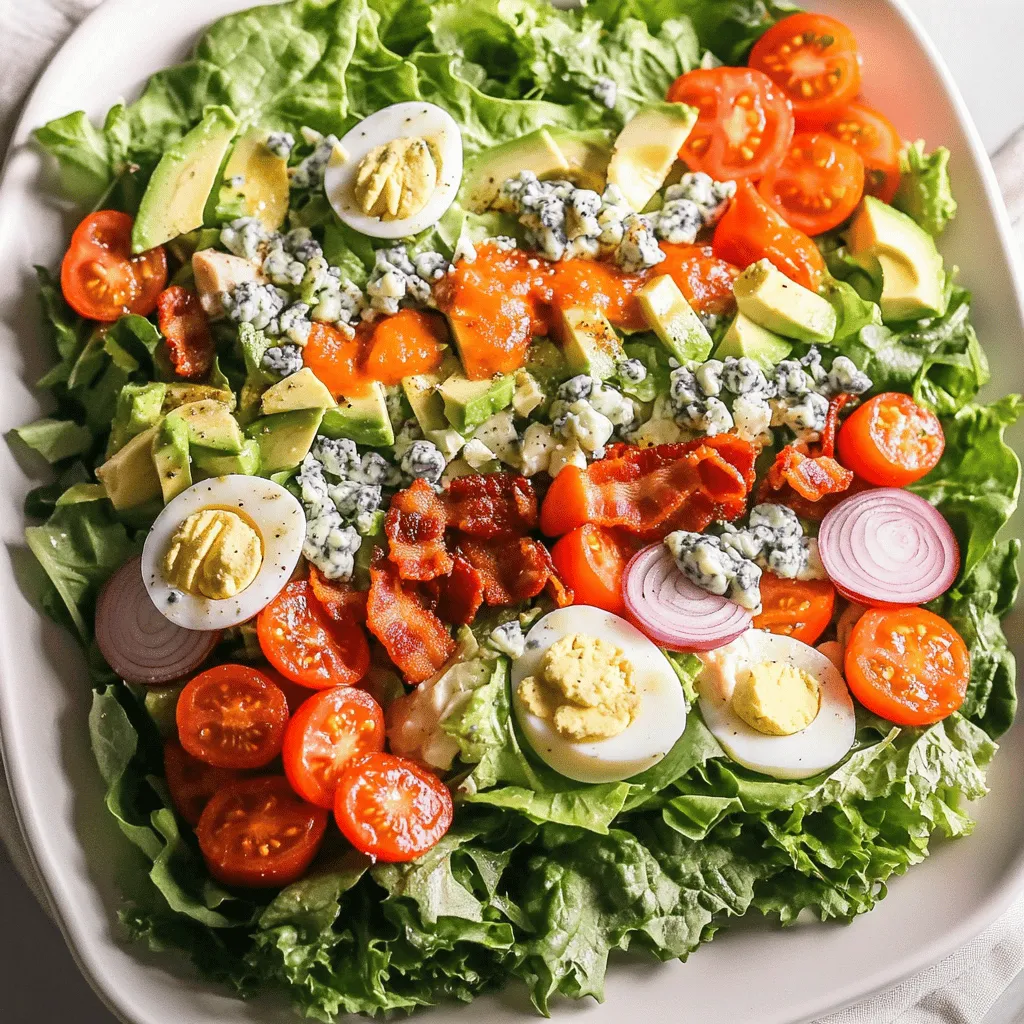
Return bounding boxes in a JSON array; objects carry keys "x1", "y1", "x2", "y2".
[{"x1": 1, "y1": 0, "x2": 1023, "y2": 1022}]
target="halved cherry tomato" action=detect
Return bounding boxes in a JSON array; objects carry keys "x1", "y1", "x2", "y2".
[
  {"x1": 550, "y1": 525, "x2": 638, "y2": 614},
  {"x1": 257, "y1": 579, "x2": 370, "y2": 689},
  {"x1": 837, "y1": 392, "x2": 945, "y2": 487},
  {"x1": 749, "y1": 13, "x2": 862, "y2": 128},
  {"x1": 197, "y1": 776, "x2": 329, "y2": 888},
  {"x1": 176, "y1": 664, "x2": 289, "y2": 770},
  {"x1": 156, "y1": 285, "x2": 215, "y2": 380},
  {"x1": 667, "y1": 67, "x2": 795, "y2": 182},
  {"x1": 163, "y1": 739, "x2": 246, "y2": 827},
  {"x1": 753, "y1": 573, "x2": 836, "y2": 645},
  {"x1": 713, "y1": 181, "x2": 826, "y2": 290},
  {"x1": 334, "y1": 752, "x2": 453, "y2": 863},
  {"x1": 361, "y1": 309, "x2": 447, "y2": 385},
  {"x1": 282, "y1": 687, "x2": 385, "y2": 809},
  {"x1": 845, "y1": 607, "x2": 969, "y2": 725},
  {"x1": 823, "y1": 101, "x2": 902, "y2": 203},
  {"x1": 60, "y1": 210, "x2": 167, "y2": 321},
  {"x1": 758, "y1": 133, "x2": 865, "y2": 236}
]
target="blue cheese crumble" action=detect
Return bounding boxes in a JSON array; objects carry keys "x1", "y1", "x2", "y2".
[
  {"x1": 665, "y1": 531, "x2": 763, "y2": 612},
  {"x1": 262, "y1": 343, "x2": 304, "y2": 378},
  {"x1": 400, "y1": 440, "x2": 447, "y2": 485}
]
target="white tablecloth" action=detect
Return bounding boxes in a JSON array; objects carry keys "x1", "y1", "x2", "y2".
[{"x1": 2, "y1": 2, "x2": 1024, "y2": 1022}]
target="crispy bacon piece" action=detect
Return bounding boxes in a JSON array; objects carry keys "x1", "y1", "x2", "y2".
[
  {"x1": 444, "y1": 472, "x2": 539, "y2": 538},
  {"x1": 366, "y1": 551, "x2": 455, "y2": 684},
  {"x1": 308, "y1": 565, "x2": 368, "y2": 624},
  {"x1": 819, "y1": 393, "x2": 857, "y2": 459},
  {"x1": 385, "y1": 478, "x2": 453, "y2": 581},
  {"x1": 456, "y1": 536, "x2": 567, "y2": 607},
  {"x1": 156, "y1": 285, "x2": 215, "y2": 381},
  {"x1": 426, "y1": 554, "x2": 485, "y2": 625}
]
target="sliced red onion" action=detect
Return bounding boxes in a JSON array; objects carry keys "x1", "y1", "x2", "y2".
[
  {"x1": 623, "y1": 544, "x2": 753, "y2": 652},
  {"x1": 818, "y1": 488, "x2": 959, "y2": 607},
  {"x1": 96, "y1": 556, "x2": 220, "y2": 685}
]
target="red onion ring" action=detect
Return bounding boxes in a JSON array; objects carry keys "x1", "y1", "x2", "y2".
[
  {"x1": 623, "y1": 543, "x2": 753, "y2": 652},
  {"x1": 96, "y1": 556, "x2": 221, "y2": 685},
  {"x1": 818, "y1": 488, "x2": 959, "y2": 607}
]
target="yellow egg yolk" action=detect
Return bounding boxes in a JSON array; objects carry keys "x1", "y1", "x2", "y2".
[
  {"x1": 162, "y1": 508, "x2": 262, "y2": 600},
  {"x1": 354, "y1": 136, "x2": 440, "y2": 221},
  {"x1": 731, "y1": 661, "x2": 821, "y2": 736},
  {"x1": 519, "y1": 633, "x2": 639, "y2": 742}
]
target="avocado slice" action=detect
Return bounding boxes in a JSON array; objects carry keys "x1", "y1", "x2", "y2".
[
  {"x1": 401, "y1": 354, "x2": 461, "y2": 434},
  {"x1": 526, "y1": 339, "x2": 569, "y2": 382},
  {"x1": 133, "y1": 105, "x2": 239, "y2": 253},
  {"x1": 261, "y1": 367, "x2": 337, "y2": 415},
  {"x1": 463, "y1": 129, "x2": 570, "y2": 212},
  {"x1": 637, "y1": 275, "x2": 714, "y2": 363},
  {"x1": 320, "y1": 382, "x2": 395, "y2": 447},
  {"x1": 846, "y1": 196, "x2": 947, "y2": 322},
  {"x1": 192, "y1": 438, "x2": 262, "y2": 477},
  {"x1": 151, "y1": 416, "x2": 193, "y2": 503},
  {"x1": 95, "y1": 425, "x2": 163, "y2": 511},
  {"x1": 606, "y1": 103, "x2": 697, "y2": 212},
  {"x1": 169, "y1": 399, "x2": 244, "y2": 454},
  {"x1": 246, "y1": 409, "x2": 325, "y2": 474},
  {"x1": 107, "y1": 382, "x2": 168, "y2": 457},
  {"x1": 733, "y1": 259, "x2": 838, "y2": 344},
  {"x1": 715, "y1": 314, "x2": 793, "y2": 373},
  {"x1": 547, "y1": 129, "x2": 614, "y2": 192},
  {"x1": 212, "y1": 127, "x2": 289, "y2": 231},
  {"x1": 439, "y1": 372, "x2": 516, "y2": 434},
  {"x1": 561, "y1": 308, "x2": 626, "y2": 380},
  {"x1": 164, "y1": 381, "x2": 236, "y2": 412}
]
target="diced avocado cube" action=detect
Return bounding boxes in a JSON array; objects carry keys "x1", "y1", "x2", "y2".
[
  {"x1": 714, "y1": 314, "x2": 793, "y2": 373},
  {"x1": 192, "y1": 438, "x2": 262, "y2": 477},
  {"x1": 168, "y1": 399, "x2": 243, "y2": 454},
  {"x1": 637, "y1": 275, "x2": 714, "y2": 363},
  {"x1": 320, "y1": 381, "x2": 395, "y2": 448},
  {"x1": 733, "y1": 259, "x2": 837, "y2": 344},
  {"x1": 561, "y1": 308, "x2": 626, "y2": 381},
  {"x1": 513, "y1": 369, "x2": 545, "y2": 417},
  {"x1": 163, "y1": 381, "x2": 235, "y2": 412},
  {"x1": 402, "y1": 355, "x2": 460, "y2": 434},
  {"x1": 95, "y1": 425, "x2": 163, "y2": 511},
  {"x1": 439, "y1": 372, "x2": 516, "y2": 434},
  {"x1": 261, "y1": 367, "x2": 337, "y2": 415},
  {"x1": 246, "y1": 409, "x2": 325, "y2": 474},
  {"x1": 425, "y1": 427, "x2": 467, "y2": 461},
  {"x1": 151, "y1": 415, "x2": 193, "y2": 503},
  {"x1": 108, "y1": 382, "x2": 168, "y2": 457},
  {"x1": 462, "y1": 128, "x2": 570, "y2": 212},
  {"x1": 212, "y1": 127, "x2": 289, "y2": 231},
  {"x1": 526, "y1": 339, "x2": 568, "y2": 381}
]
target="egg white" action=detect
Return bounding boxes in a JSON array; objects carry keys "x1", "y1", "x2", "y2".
[
  {"x1": 696, "y1": 630, "x2": 857, "y2": 781},
  {"x1": 511, "y1": 606, "x2": 688, "y2": 784},
  {"x1": 324, "y1": 101, "x2": 463, "y2": 239},
  {"x1": 141, "y1": 476, "x2": 305, "y2": 631}
]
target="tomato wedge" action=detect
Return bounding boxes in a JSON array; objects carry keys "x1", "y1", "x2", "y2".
[
  {"x1": 258, "y1": 579, "x2": 370, "y2": 689},
  {"x1": 753, "y1": 573, "x2": 836, "y2": 645},
  {"x1": 282, "y1": 687, "x2": 385, "y2": 809},
  {"x1": 837, "y1": 392, "x2": 945, "y2": 487},
  {"x1": 550, "y1": 525, "x2": 637, "y2": 615},
  {"x1": 60, "y1": 210, "x2": 167, "y2": 321},
  {"x1": 749, "y1": 13, "x2": 862, "y2": 128},
  {"x1": 713, "y1": 181, "x2": 826, "y2": 290},
  {"x1": 176, "y1": 664, "x2": 289, "y2": 770},
  {"x1": 334, "y1": 752, "x2": 453, "y2": 863},
  {"x1": 163, "y1": 739, "x2": 245, "y2": 827},
  {"x1": 157, "y1": 285, "x2": 216, "y2": 381},
  {"x1": 667, "y1": 67, "x2": 795, "y2": 182},
  {"x1": 845, "y1": 607, "x2": 969, "y2": 725},
  {"x1": 823, "y1": 101, "x2": 902, "y2": 203},
  {"x1": 197, "y1": 776, "x2": 329, "y2": 888},
  {"x1": 758, "y1": 133, "x2": 865, "y2": 236}
]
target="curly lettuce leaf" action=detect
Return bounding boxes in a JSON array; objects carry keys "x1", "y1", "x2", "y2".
[
  {"x1": 11, "y1": 418, "x2": 93, "y2": 464},
  {"x1": 894, "y1": 141, "x2": 958, "y2": 237}
]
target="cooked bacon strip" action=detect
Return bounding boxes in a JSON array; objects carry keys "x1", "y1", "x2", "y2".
[
  {"x1": 366, "y1": 550, "x2": 455, "y2": 684},
  {"x1": 385, "y1": 478, "x2": 453, "y2": 581},
  {"x1": 427, "y1": 553, "x2": 485, "y2": 625},
  {"x1": 455, "y1": 536, "x2": 566, "y2": 607},
  {"x1": 444, "y1": 472, "x2": 538, "y2": 538},
  {"x1": 308, "y1": 564, "x2": 368, "y2": 624}
]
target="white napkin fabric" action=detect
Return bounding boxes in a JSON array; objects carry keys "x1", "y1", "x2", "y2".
[{"x1": 2, "y1": 3, "x2": 1024, "y2": 1022}]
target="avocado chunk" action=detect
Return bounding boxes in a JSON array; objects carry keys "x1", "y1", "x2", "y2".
[
  {"x1": 512, "y1": 369, "x2": 545, "y2": 417},
  {"x1": 213, "y1": 127, "x2": 289, "y2": 231},
  {"x1": 151, "y1": 415, "x2": 193, "y2": 503},
  {"x1": 606, "y1": 103, "x2": 697, "y2": 213},
  {"x1": 561, "y1": 308, "x2": 626, "y2": 380},
  {"x1": 192, "y1": 438, "x2": 262, "y2": 477},
  {"x1": 132, "y1": 106, "x2": 238, "y2": 253},
  {"x1": 164, "y1": 381, "x2": 235, "y2": 412},
  {"x1": 637, "y1": 275, "x2": 713, "y2": 363},
  {"x1": 402, "y1": 354, "x2": 461, "y2": 434},
  {"x1": 261, "y1": 367, "x2": 337, "y2": 415},
  {"x1": 108, "y1": 382, "x2": 168, "y2": 457},
  {"x1": 426, "y1": 427, "x2": 468, "y2": 461},
  {"x1": 733, "y1": 259, "x2": 837, "y2": 344},
  {"x1": 95, "y1": 425, "x2": 163, "y2": 511},
  {"x1": 439, "y1": 372, "x2": 516, "y2": 434},
  {"x1": 246, "y1": 409, "x2": 324, "y2": 474},
  {"x1": 463, "y1": 129, "x2": 570, "y2": 212},
  {"x1": 320, "y1": 381, "x2": 395, "y2": 447},
  {"x1": 715, "y1": 314, "x2": 793, "y2": 372},
  {"x1": 169, "y1": 399, "x2": 244, "y2": 454},
  {"x1": 526, "y1": 338, "x2": 569, "y2": 382},
  {"x1": 846, "y1": 196, "x2": 947, "y2": 322},
  {"x1": 547, "y1": 128, "x2": 614, "y2": 191}
]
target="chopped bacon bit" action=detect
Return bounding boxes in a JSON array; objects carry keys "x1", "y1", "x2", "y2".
[
  {"x1": 444, "y1": 473, "x2": 539, "y2": 538},
  {"x1": 308, "y1": 565, "x2": 368, "y2": 624},
  {"x1": 819, "y1": 393, "x2": 857, "y2": 459},
  {"x1": 426, "y1": 554, "x2": 485, "y2": 625},
  {"x1": 764, "y1": 443, "x2": 855, "y2": 503},
  {"x1": 156, "y1": 285, "x2": 215, "y2": 381},
  {"x1": 385, "y1": 478, "x2": 453, "y2": 581},
  {"x1": 456, "y1": 536, "x2": 566, "y2": 607},
  {"x1": 366, "y1": 550, "x2": 455, "y2": 684}
]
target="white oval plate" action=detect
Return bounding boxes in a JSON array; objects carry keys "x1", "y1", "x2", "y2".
[{"x1": 0, "y1": 1, "x2": 1022, "y2": 1023}]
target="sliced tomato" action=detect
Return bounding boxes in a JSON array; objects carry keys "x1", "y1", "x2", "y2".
[
  {"x1": 753, "y1": 573, "x2": 836, "y2": 645},
  {"x1": 163, "y1": 739, "x2": 245, "y2": 827},
  {"x1": 334, "y1": 752, "x2": 453, "y2": 863},
  {"x1": 60, "y1": 210, "x2": 167, "y2": 321},
  {"x1": 157, "y1": 285, "x2": 215, "y2": 380},
  {"x1": 197, "y1": 776, "x2": 328, "y2": 888},
  {"x1": 845, "y1": 607, "x2": 969, "y2": 725},
  {"x1": 749, "y1": 13, "x2": 862, "y2": 128},
  {"x1": 823, "y1": 101, "x2": 902, "y2": 203},
  {"x1": 176, "y1": 664, "x2": 289, "y2": 770},
  {"x1": 550, "y1": 525, "x2": 638, "y2": 615},
  {"x1": 837, "y1": 392, "x2": 945, "y2": 487},
  {"x1": 758, "y1": 133, "x2": 865, "y2": 236},
  {"x1": 712, "y1": 181, "x2": 826, "y2": 290},
  {"x1": 667, "y1": 67, "x2": 795, "y2": 182},
  {"x1": 258, "y1": 579, "x2": 370, "y2": 689},
  {"x1": 282, "y1": 686, "x2": 385, "y2": 809}
]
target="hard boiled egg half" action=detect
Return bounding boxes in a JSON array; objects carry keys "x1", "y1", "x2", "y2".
[
  {"x1": 325, "y1": 101, "x2": 463, "y2": 239},
  {"x1": 511, "y1": 606, "x2": 688, "y2": 784},
  {"x1": 142, "y1": 476, "x2": 305, "y2": 630},
  {"x1": 696, "y1": 630, "x2": 857, "y2": 781}
]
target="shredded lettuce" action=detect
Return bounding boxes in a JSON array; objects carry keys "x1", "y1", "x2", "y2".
[{"x1": 895, "y1": 141, "x2": 959, "y2": 237}]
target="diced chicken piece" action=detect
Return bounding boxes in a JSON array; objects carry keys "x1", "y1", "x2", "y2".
[{"x1": 192, "y1": 248, "x2": 262, "y2": 318}]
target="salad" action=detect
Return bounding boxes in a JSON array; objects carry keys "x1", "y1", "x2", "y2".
[{"x1": 15, "y1": 0, "x2": 1021, "y2": 1017}]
